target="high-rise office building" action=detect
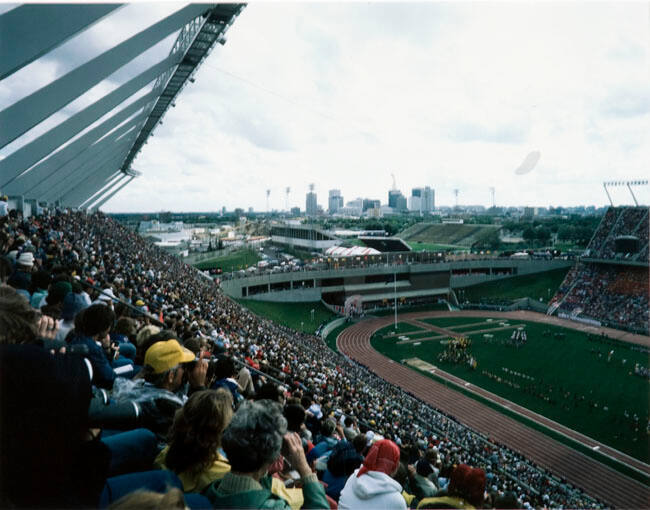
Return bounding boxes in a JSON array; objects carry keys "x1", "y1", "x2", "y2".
[
  {"x1": 409, "y1": 188, "x2": 423, "y2": 212},
  {"x1": 328, "y1": 189, "x2": 343, "y2": 214},
  {"x1": 362, "y1": 198, "x2": 381, "y2": 212},
  {"x1": 423, "y1": 186, "x2": 435, "y2": 212},
  {"x1": 389, "y1": 190, "x2": 407, "y2": 212},
  {"x1": 306, "y1": 190, "x2": 318, "y2": 216},
  {"x1": 410, "y1": 186, "x2": 435, "y2": 213}
]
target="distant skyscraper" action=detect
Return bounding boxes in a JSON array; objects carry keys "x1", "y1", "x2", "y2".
[
  {"x1": 410, "y1": 187, "x2": 435, "y2": 213},
  {"x1": 306, "y1": 189, "x2": 318, "y2": 216},
  {"x1": 409, "y1": 188, "x2": 423, "y2": 212},
  {"x1": 389, "y1": 190, "x2": 407, "y2": 211},
  {"x1": 423, "y1": 186, "x2": 435, "y2": 212},
  {"x1": 328, "y1": 189, "x2": 343, "y2": 214},
  {"x1": 362, "y1": 198, "x2": 381, "y2": 212}
]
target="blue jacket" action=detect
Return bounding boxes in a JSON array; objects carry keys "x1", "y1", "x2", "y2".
[{"x1": 69, "y1": 335, "x2": 116, "y2": 389}]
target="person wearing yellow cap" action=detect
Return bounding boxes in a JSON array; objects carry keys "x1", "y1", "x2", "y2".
[{"x1": 112, "y1": 339, "x2": 208, "y2": 438}]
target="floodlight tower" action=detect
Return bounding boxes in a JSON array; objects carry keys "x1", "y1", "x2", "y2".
[
  {"x1": 285, "y1": 187, "x2": 290, "y2": 211},
  {"x1": 603, "y1": 180, "x2": 648, "y2": 206},
  {"x1": 490, "y1": 187, "x2": 496, "y2": 208},
  {"x1": 266, "y1": 189, "x2": 271, "y2": 212},
  {"x1": 453, "y1": 189, "x2": 459, "y2": 208}
]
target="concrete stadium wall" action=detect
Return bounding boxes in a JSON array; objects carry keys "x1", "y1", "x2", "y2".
[
  {"x1": 450, "y1": 259, "x2": 571, "y2": 287},
  {"x1": 320, "y1": 317, "x2": 348, "y2": 339},
  {"x1": 220, "y1": 259, "x2": 572, "y2": 303}
]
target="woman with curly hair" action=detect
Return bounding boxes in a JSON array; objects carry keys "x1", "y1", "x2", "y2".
[{"x1": 155, "y1": 388, "x2": 233, "y2": 492}]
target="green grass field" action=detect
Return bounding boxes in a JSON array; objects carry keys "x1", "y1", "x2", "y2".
[
  {"x1": 236, "y1": 300, "x2": 337, "y2": 334},
  {"x1": 194, "y1": 249, "x2": 261, "y2": 271},
  {"x1": 371, "y1": 316, "x2": 649, "y2": 463},
  {"x1": 460, "y1": 267, "x2": 570, "y2": 303}
]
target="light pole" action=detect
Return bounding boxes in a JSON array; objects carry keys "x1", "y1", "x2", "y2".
[{"x1": 394, "y1": 271, "x2": 397, "y2": 330}]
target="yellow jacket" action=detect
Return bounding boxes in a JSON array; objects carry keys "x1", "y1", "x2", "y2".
[{"x1": 155, "y1": 446, "x2": 230, "y2": 493}]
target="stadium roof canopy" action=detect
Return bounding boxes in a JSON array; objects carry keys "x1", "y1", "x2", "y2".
[
  {"x1": 359, "y1": 236, "x2": 412, "y2": 253},
  {"x1": 325, "y1": 246, "x2": 381, "y2": 257},
  {"x1": 0, "y1": 3, "x2": 244, "y2": 211}
]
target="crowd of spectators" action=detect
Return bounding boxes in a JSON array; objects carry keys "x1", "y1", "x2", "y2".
[
  {"x1": 583, "y1": 206, "x2": 648, "y2": 261},
  {"x1": 1, "y1": 207, "x2": 606, "y2": 509},
  {"x1": 550, "y1": 206, "x2": 649, "y2": 333},
  {"x1": 551, "y1": 262, "x2": 648, "y2": 333}
]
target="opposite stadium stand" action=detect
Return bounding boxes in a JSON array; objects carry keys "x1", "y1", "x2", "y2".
[
  {"x1": 550, "y1": 206, "x2": 649, "y2": 334},
  {"x1": 400, "y1": 223, "x2": 500, "y2": 248},
  {"x1": 0, "y1": 208, "x2": 611, "y2": 508},
  {"x1": 359, "y1": 236, "x2": 411, "y2": 252}
]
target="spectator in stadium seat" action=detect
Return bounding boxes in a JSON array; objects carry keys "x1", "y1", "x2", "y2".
[
  {"x1": 411, "y1": 457, "x2": 438, "y2": 501},
  {"x1": 0, "y1": 343, "x2": 111, "y2": 508},
  {"x1": 417, "y1": 464, "x2": 485, "y2": 509},
  {"x1": 322, "y1": 440, "x2": 364, "y2": 502},
  {"x1": 111, "y1": 317, "x2": 137, "y2": 361},
  {"x1": 29, "y1": 269, "x2": 51, "y2": 308},
  {"x1": 338, "y1": 439, "x2": 406, "y2": 510},
  {"x1": 155, "y1": 388, "x2": 233, "y2": 492},
  {"x1": 306, "y1": 417, "x2": 339, "y2": 466},
  {"x1": 0, "y1": 284, "x2": 61, "y2": 347},
  {"x1": 343, "y1": 416, "x2": 360, "y2": 441},
  {"x1": 57, "y1": 291, "x2": 89, "y2": 342},
  {"x1": 284, "y1": 403, "x2": 314, "y2": 454},
  {"x1": 68, "y1": 304, "x2": 119, "y2": 389},
  {"x1": 205, "y1": 400, "x2": 329, "y2": 509},
  {"x1": 108, "y1": 487, "x2": 186, "y2": 510},
  {"x1": 211, "y1": 355, "x2": 244, "y2": 403},
  {"x1": 7, "y1": 251, "x2": 34, "y2": 294},
  {"x1": 0, "y1": 256, "x2": 12, "y2": 284},
  {"x1": 0, "y1": 195, "x2": 8, "y2": 217},
  {"x1": 113, "y1": 339, "x2": 207, "y2": 439}
]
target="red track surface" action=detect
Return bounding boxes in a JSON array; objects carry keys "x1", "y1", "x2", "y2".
[{"x1": 337, "y1": 310, "x2": 650, "y2": 509}]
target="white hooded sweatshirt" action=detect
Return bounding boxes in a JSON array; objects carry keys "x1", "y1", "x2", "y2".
[{"x1": 338, "y1": 468, "x2": 407, "y2": 510}]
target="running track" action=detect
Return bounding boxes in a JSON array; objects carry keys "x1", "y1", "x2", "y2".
[{"x1": 336, "y1": 310, "x2": 650, "y2": 508}]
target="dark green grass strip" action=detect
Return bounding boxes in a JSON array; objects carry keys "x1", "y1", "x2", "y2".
[
  {"x1": 236, "y1": 300, "x2": 337, "y2": 335},
  {"x1": 324, "y1": 323, "x2": 350, "y2": 353},
  {"x1": 194, "y1": 249, "x2": 261, "y2": 271},
  {"x1": 461, "y1": 267, "x2": 571, "y2": 303}
]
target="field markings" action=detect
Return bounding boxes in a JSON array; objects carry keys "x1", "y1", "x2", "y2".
[
  {"x1": 397, "y1": 323, "x2": 526, "y2": 344},
  {"x1": 409, "y1": 357, "x2": 650, "y2": 478}
]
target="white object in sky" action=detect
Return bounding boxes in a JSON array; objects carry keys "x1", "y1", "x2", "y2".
[{"x1": 515, "y1": 151, "x2": 541, "y2": 175}]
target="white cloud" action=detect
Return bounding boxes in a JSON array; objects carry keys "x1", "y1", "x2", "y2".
[{"x1": 2, "y1": 2, "x2": 648, "y2": 210}]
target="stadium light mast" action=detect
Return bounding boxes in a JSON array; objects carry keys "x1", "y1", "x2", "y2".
[
  {"x1": 285, "y1": 186, "x2": 290, "y2": 212},
  {"x1": 602, "y1": 182, "x2": 613, "y2": 206},
  {"x1": 490, "y1": 187, "x2": 496, "y2": 208},
  {"x1": 603, "y1": 180, "x2": 648, "y2": 206},
  {"x1": 266, "y1": 189, "x2": 270, "y2": 213},
  {"x1": 454, "y1": 189, "x2": 459, "y2": 208}
]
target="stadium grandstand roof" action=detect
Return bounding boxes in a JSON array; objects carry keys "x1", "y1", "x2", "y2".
[
  {"x1": 359, "y1": 236, "x2": 412, "y2": 253},
  {"x1": 0, "y1": 3, "x2": 244, "y2": 210},
  {"x1": 325, "y1": 246, "x2": 381, "y2": 257}
]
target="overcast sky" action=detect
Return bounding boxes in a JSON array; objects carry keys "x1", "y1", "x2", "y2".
[{"x1": 1, "y1": 2, "x2": 649, "y2": 212}]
